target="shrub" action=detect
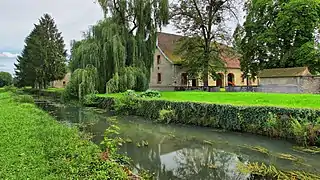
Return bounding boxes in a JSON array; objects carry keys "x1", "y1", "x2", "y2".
[
  {"x1": 87, "y1": 96, "x2": 320, "y2": 147},
  {"x1": 140, "y1": 89, "x2": 161, "y2": 98},
  {"x1": 0, "y1": 72, "x2": 12, "y2": 87},
  {"x1": 158, "y1": 108, "x2": 176, "y2": 124},
  {"x1": 3, "y1": 85, "x2": 17, "y2": 93},
  {"x1": 14, "y1": 95, "x2": 34, "y2": 104},
  {"x1": 63, "y1": 65, "x2": 98, "y2": 101},
  {"x1": 124, "y1": 90, "x2": 138, "y2": 97}
]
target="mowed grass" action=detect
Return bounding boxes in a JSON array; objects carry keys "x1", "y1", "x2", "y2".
[
  {"x1": 99, "y1": 91, "x2": 320, "y2": 109},
  {"x1": 0, "y1": 92, "x2": 126, "y2": 179}
]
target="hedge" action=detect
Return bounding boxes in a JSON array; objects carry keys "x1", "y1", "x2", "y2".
[{"x1": 84, "y1": 96, "x2": 320, "y2": 146}]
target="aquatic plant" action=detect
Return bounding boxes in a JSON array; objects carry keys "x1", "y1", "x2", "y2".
[
  {"x1": 240, "y1": 145, "x2": 270, "y2": 155},
  {"x1": 237, "y1": 162, "x2": 320, "y2": 180},
  {"x1": 86, "y1": 96, "x2": 320, "y2": 147},
  {"x1": 292, "y1": 146, "x2": 320, "y2": 154}
]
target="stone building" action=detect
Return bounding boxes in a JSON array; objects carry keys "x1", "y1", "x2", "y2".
[
  {"x1": 149, "y1": 32, "x2": 257, "y2": 90},
  {"x1": 52, "y1": 72, "x2": 71, "y2": 88},
  {"x1": 258, "y1": 67, "x2": 320, "y2": 93}
]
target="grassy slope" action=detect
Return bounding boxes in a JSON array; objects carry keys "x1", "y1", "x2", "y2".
[
  {"x1": 0, "y1": 92, "x2": 126, "y2": 179},
  {"x1": 99, "y1": 91, "x2": 320, "y2": 109}
]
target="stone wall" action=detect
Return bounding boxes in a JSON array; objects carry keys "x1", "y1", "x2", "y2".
[
  {"x1": 258, "y1": 76, "x2": 320, "y2": 94},
  {"x1": 52, "y1": 72, "x2": 71, "y2": 88},
  {"x1": 149, "y1": 49, "x2": 175, "y2": 87}
]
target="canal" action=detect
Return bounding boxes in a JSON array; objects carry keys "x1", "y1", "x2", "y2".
[{"x1": 35, "y1": 98, "x2": 320, "y2": 180}]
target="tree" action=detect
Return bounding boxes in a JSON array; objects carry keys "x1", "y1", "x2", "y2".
[
  {"x1": 15, "y1": 14, "x2": 67, "y2": 89},
  {"x1": 171, "y1": 0, "x2": 240, "y2": 87},
  {"x1": 234, "y1": 0, "x2": 320, "y2": 75},
  {"x1": 0, "y1": 72, "x2": 13, "y2": 87},
  {"x1": 69, "y1": 0, "x2": 169, "y2": 93}
]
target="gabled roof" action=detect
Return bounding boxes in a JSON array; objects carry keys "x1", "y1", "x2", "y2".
[
  {"x1": 156, "y1": 32, "x2": 240, "y2": 69},
  {"x1": 258, "y1": 67, "x2": 311, "y2": 78}
]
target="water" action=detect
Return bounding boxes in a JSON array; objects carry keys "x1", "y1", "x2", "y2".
[
  {"x1": 35, "y1": 99, "x2": 320, "y2": 179},
  {"x1": 0, "y1": 57, "x2": 16, "y2": 75}
]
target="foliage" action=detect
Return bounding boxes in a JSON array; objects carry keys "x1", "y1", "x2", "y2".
[
  {"x1": 69, "y1": 0, "x2": 169, "y2": 93},
  {"x1": 14, "y1": 14, "x2": 67, "y2": 89},
  {"x1": 158, "y1": 108, "x2": 175, "y2": 124},
  {"x1": 3, "y1": 85, "x2": 18, "y2": 93},
  {"x1": 101, "y1": 91, "x2": 320, "y2": 109},
  {"x1": 0, "y1": 92, "x2": 128, "y2": 179},
  {"x1": 63, "y1": 65, "x2": 98, "y2": 101},
  {"x1": 237, "y1": 162, "x2": 320, "y2": 179},
  {"x1": 13, "y1": 95, "x2": 34, "y2": 104},
  {"x1": 106, "y1": 67, "x2": 148, "y2": 93},
  {"x1": 0, "y1": 72, "x2": 12, "y2": 87},
  {"x1": 140, "y1": 89, "x2": 161, "y2": 98},
  {"x1": 171, "y1": 0, "x2": 240, "y2": 86},
  {"x1": 88, "y1": 96, "x2": 320, "y2": 147},
  {"x1": 124, "y1": 90, "x2": 138, "y2": 98},
  {"x1": 234, "y1": 0, "x2": 320, "y2": 75}
]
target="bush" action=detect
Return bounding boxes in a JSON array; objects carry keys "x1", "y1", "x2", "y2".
[
  {"x1": 140, "y1": 89, "x2": 161, "y2": 98},
  {"x1": 158, "y1": 108, "x2": 176, "y2": 124},
  {"x1": 0, "y1": 72, "x2": 12, "y2": 87},
  {"x1": 124, "y1": 90, "x2": 138, "y2": 97},
  {"x1": 14, "y1": 95, "x2": 34, "y2": 104},
  {"x1": 86, "y1": 96, "x2": 320, "y2": 147},
  {"x1": 3, "y1": 85, "x2": 17, "y2": 93}
]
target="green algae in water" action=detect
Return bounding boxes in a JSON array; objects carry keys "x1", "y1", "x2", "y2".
[
  {"x1": 292, "y1": 146, "x2": 320, "y2": 154},
  {"x1": 240, "y1": 145, "x2": 270, "y2": 155},
  {"x1": 237, "y1": 162, "x2": 320, "y2": 180}
]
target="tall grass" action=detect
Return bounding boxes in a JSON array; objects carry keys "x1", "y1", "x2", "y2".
[{"x1": 0, "y1": 92, "x2": 127, "y2": 179}]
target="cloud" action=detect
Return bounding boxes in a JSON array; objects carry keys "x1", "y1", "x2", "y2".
[{"x1": 0, "y1": 52, "x2": 19, "y2": 58}]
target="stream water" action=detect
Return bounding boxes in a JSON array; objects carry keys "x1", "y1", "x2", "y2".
[{"x1": 35, "y1": 98, "x2": 320, "y2": 180}]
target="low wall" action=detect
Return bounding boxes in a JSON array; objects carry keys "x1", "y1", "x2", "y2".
[
  {"x1": 225, "y1": 86, "x2": 258, "y2": 92},
  {"x1": 259, "y1": 76, "x2": 320, "y2": 94},
  {"x1": 256, "y1": 85, "x2": 301, "y2": 94}
]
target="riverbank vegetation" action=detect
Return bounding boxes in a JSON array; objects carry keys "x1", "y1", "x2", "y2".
[
  {"x1": 0, "y1": 92, "x2": 132, "y2": 179},
  {"x1": 100, "y1": 91, "x2": 320, "y2": 109},
  {"x1": 85, "y1": 92, "x2": 320, "y2": 147}
]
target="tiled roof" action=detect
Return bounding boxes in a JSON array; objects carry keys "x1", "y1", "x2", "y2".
[
  {"x1": 156, "y1": 32, "x2": 240, "y2": 69},
  {"x1": 258, "y1": 67, "x2": 311, "y2": 78}
]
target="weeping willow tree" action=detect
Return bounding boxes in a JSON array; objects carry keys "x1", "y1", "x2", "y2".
[
  {"x1": 63, "y1": 65, "x2": 98, "y2": 100},
  {"x1": 69, "y1": 0, "x2": 169, "y2": 94}
]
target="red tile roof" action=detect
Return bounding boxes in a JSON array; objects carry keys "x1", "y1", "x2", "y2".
[{"x1": 157, "y1": 32, "x2": 240, "y2": 69}]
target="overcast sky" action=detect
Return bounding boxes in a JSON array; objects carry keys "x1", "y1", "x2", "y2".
[
  {"x1": 0, "y1": 0, "x2": 176, "y2": 58},
  {"x1": 0, "y1": 0, "x2": 242, "y2": 59}
]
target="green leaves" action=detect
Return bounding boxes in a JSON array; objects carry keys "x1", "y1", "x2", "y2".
[
  {"x1": 0, "y1": 72, "x2": 12, "y2": 87},
  {"x1": 236, "y1": 0, "x2": 320, "y2": 74}
]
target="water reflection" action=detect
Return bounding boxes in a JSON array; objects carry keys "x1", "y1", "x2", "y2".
[{"x1": 36, "y1": 99, "x2": 320, "y2": 179}]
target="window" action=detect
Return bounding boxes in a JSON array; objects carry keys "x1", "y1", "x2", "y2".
[
  {"x1": 157, "y1": 55, "x2": 161, "y2": 64},
  {"x1": 63, "y1": 81, "x2": 66, "y2": 86},
  {"x1": 157, "y1": 73, "x2": 162, "y2": 84}
]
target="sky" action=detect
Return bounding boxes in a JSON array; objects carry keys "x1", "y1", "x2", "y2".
[
  {"x1": 0, "y1": 0, "x2": 177, "y2": 59},
  {"x1": 0, "y1": 0, "x2": 243, "y2": 60}
]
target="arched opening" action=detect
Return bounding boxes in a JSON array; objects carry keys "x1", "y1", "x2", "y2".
[
  {"x1": 227, "y1": 73, "x2": 235, "y2": 86},
  {"x1": 216, "y1": 73, "x2": 224, "y2": 87}
]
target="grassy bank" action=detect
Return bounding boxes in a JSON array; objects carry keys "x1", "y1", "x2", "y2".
[
  {"x1": 0, "y1": 92, "x2": 128, "y2": 179},
  {"x1": 99, "y1": 91, "x2": 320, "y2": 109},
  {"x1": 86, "y1": 94, "x2": 320, "y2": 147}
]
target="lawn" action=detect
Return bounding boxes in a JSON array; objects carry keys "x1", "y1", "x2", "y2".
[
  {"x1": 99, "y1": 91, "x2": 320, "y2": 109},
  {"x1": 0, "y1": 92, "x2": 127, "y2": 179}
]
